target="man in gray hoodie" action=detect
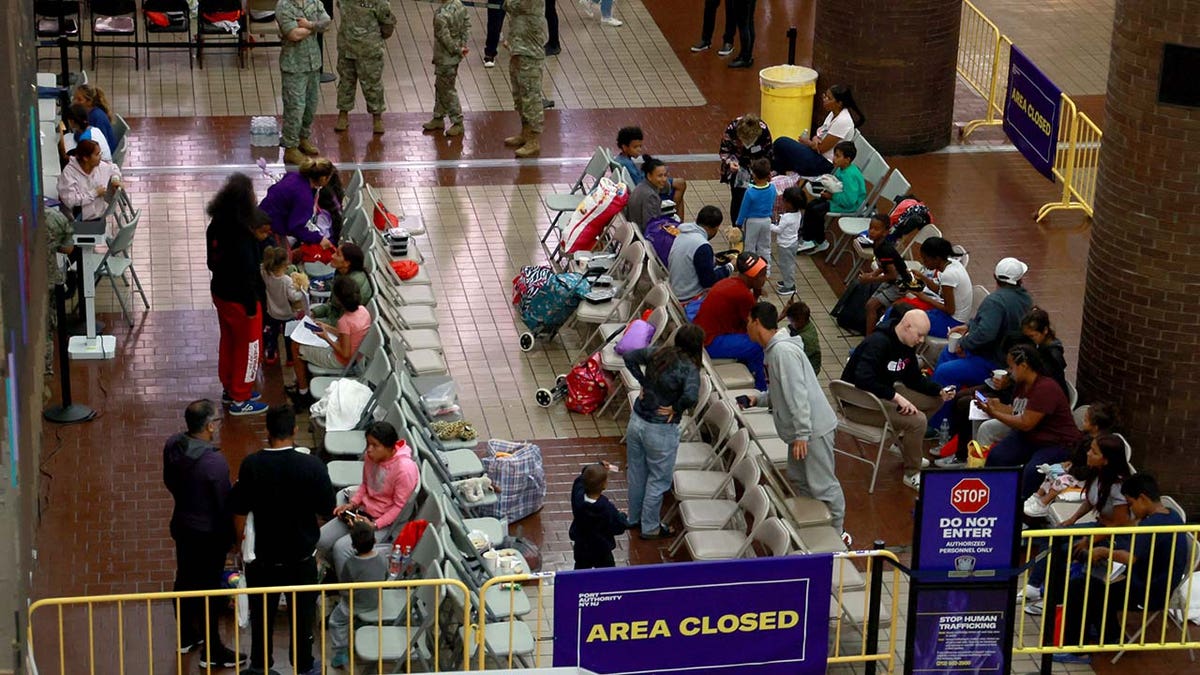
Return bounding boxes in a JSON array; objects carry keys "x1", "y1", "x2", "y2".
[{"x1": 743, "y1": 302, "x2": 847, "y2": 537}]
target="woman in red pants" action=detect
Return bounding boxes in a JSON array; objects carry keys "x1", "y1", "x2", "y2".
[{"x1": 205, "y1": 174, "x2": 273, "y2": 415}]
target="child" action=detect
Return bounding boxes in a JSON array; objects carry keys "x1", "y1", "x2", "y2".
[
  {"x1": 858, "y1": 213, "x2": 913, "y2": 335},
  {"x1": 797, "y1": 140, "x2": 866, "y2": 254},
  {"x1": 423, "y1": 0, "x2": 470, "y2": 137},
  {"x1": 1024, "y1": 458, "x2": 1087, "y2": 518},
  {"x1": 328, "y1": 521, "x2": 387, "y2": 668},
  {"x1": 260, "y1": 246, "x2": 306, "y2": 364},
  {"x1": 771, "y1": 186, "x2": 805, "y2": 297},
  {"x1": 569, "y1": 462, "x2": 630, "y2": 569},
  {"x1": 784, "y1": 301, "x2": 822, "y2": 375},
  {"x1": 736, "y1": 158, "x2": 776, "y2": 275},
  {"x1": 614, "y1": 126, "x2": 687, "y2": 218}
]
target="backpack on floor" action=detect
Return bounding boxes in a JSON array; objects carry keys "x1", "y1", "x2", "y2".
[{"x1": 831, "y1": 279, "x2": 878, "y2": 334}]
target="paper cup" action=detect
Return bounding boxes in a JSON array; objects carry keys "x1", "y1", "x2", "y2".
[
  {"x1": 947, "y1": 334, "x2": 961, "y2": 352},
  {"x1": 992, "y1": 369, "x2": 1008, "y2": 382}
]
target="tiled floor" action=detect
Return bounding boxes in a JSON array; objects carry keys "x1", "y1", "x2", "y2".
[{"x1": 32, "y1": 0, "x2": 1200, "y2": 673}]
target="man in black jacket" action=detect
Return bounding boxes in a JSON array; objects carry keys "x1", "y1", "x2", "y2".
[
  {"x1": 163, "y1": 400, "x2": 247, "y2": 669},
  {"x1": 842, "y1": 309, "x2": 952, "y2": 491},
  {"x1": 230, "y1": 405, "x2": 335, "y2": 675}
]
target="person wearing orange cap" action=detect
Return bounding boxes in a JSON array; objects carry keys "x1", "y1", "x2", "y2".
[{"x1": 693, "y1": 252, "x2": 770, "y2": 388}]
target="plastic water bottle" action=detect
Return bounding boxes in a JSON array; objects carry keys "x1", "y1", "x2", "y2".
[
  {"x1": 937, "y1": 419, "x2": 951, "y2": 447},
  {"x1": 387, "y1": 544, "x2": 403, "y2": 580}
]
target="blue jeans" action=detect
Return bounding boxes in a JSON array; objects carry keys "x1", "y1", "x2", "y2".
[
  {"x1": 625, "y1": 413, "x2": 681, "y2": 534},
  {"x1": 685, "y1": 297, "x2": 703, "y2": 321},
  {"x1": 586, "y1": 0, "x2": 615, "y2": 18},
  {"x1": 773, "y1": 137, "x2": 833, "y2": 176},
  {"x1": 985, "y1": 433, "x2": 1072, "y2": 500},
  {"x1": 933, "y1": 348, "x2": 996, "y2": 388},
  {"x1": 706, "y1": 333, "x2": 767, "y2": 389}
]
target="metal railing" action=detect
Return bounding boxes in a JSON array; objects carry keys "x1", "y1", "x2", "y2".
[
  {"x1": 828, "y1": 548, "x2": 904, "y2": 673},
  {"x1": 957, "y1": 0, "x2": 1103, "y2": 221},
  {"x1": 1015, "y1": 523, "x2": 1200, "y2": 670}
]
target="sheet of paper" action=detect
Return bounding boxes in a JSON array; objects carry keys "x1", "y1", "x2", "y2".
[
  {"x1": 968, "y1": 401, "x2": 991, "y2": 421},
  {"x1": 288, "y1": 319, "x2": 336, "y2": 348}
]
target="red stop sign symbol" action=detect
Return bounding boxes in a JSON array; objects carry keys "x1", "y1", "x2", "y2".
[{"x1": 950, "y1": 478, "x2": 990, "y2": 514}]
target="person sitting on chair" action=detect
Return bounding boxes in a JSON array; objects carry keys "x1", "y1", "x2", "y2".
[
  {"x1": 667, "y1": 205, "x2": 732, "y2": 303},
  {"x1": 692, "y1": 252, "x2": 769, "y2": 389},
  {"x1": 57, "y1": 139, "x2": 122, "y2": 221},
  {"x1": 58, "y1": 103, "x2": 112, "y2": 164},
  {"x1": 933, "y1": 257, "x2": 1033, "y2": 388},
  {"x1": 310, "y1": 242, "x2": 372, "y2": 324},
  {"x1": 288, "y1": 275, "x2": 372, "y2": 407}
]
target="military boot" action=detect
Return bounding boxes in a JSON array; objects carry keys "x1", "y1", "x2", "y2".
[
  {"x1": 514, "y1": 132, "x2": 541, "y2": 158},
  {"x1": 372, "y1": 114, "x2": 385, "y2": 135},
  {"x1": 503, "y1": 125, "x2": 528, "y2": 148},
  {"x1": 445, "y1": 121, "x2": 464, "y2": 137},
  {"x1": 334, "y1": 111, "x2": 349, "y2": 132},
  {"x1": 283, "y1": 147, "x2": 307, "y2": 165},
  {"x1": 298, "y1": 138, "x2": 320, "y2": 156},
  {"x1": 421, "y1": 117, "x2": 444, "y2": 131}
]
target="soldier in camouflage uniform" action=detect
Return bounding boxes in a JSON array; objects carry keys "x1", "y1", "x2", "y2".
[
  {"x1": 422, "y1": 0, "x2": 470, "y2": 137},
  {"x1": 43, "y1": 207, "x2": 75, "y2": 375},
  {"x1": 277, "y1": 0, "x2": 331, "y2": 166},
  {"x1": 502, "y1": 0, "x2": 546, "y2": 157},
  {"x1": 333, "y1": 0, "x2": 396, "y2": 135}
]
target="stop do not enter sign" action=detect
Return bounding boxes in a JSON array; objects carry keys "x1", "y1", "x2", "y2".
[{"x1": 950, "y1": 478, "x2": 989, "y2": 514}]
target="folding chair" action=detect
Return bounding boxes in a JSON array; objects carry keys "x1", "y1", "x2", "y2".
[
  {"x1": 838, "y1": 171, "x2": 915, "y2": 283},
  {"x1": 759, "y1": 454, "x2": 833, "y2": 529},
  {"x1": 364, "y1": 184, "x2": 426, "y2": 235},
  {"x1": 829, "y1": 380, "x2": 899, "y2": 494},
  {"x1": 754, "y1": 518, "x2": 796, "y2": 557},
  {"x1": 90, "y1": 0, "x2": 138, "y2": 70},
  {"x1": 703, "y1": 352, "x2": 756, "y2": 392},
  {"x1": 195, "y1": 0, "x2": 246, "y2": 69},
  {"x1": 563, "y1": 241, "x2": 646, "y2": 332},
  {"x1": 670, "y1": 429, "x2": 751, "y2": 503},
  {"x1": 593, "y1": 274, "x2": 667, "y2": 353},
  {"x1": 142, "y1": 0, "x2": 192, "y2": 68},
  {"x1": 322, "y1": 373, "x2": 401, "y2": 458},
  {"x1": 35, "y1": 1, "x2": 85, "y2": 67},
  {"x1": 823, "y1": 153, "x2": 893, "y2": 265},
  {"x1": 667, "y1": 452, "x2": 762, "y2": 556},
  {"x1": 541, "y1": 147, "x2": 613, "y2": 256},
  {"x1": 442, "y1": 549, "x2": 532, "y2": 622},
  {"x1": 782, "y1": 518, "x2": 848, "y2": 554},
  {"x1": 352, "y1": 561, "x2": 444, "y2": 671},
  {"x1": 673, "y1": 390, "x2": 740, "y2": 471},
  {"x1": 110, "y1": 114, "x2": 131, "y2": 167},
  {"x1": 90, "y1": 215, "x2": 149, "y2": 326},
  {"x1": 679, "y1": 486, "x2": 772, "y2": 561}
]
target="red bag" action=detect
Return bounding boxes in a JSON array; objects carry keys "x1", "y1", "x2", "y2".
[
  {"x1": 390, "y1": 260, "x2": 419, "y2": 281},
  {"x1": 565, "y1": 353, "x2": 609, "y2": 414},
  {"x1": 373, "y1": 201, "x2": 400, "y2": 231},
  {"x1": 562, "y1": 177, "x2": 629, "y2": 254},
  {"x1": 392, "y1": 519, "x2": 429, "y2": 551},
  {"x1": 299, "y1": 243, "x2": 334, "y2": 263}
]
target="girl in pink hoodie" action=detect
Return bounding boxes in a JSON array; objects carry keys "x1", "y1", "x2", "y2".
[{"x1": 318, "y1": 421, "x2": 418, "y2": 573}]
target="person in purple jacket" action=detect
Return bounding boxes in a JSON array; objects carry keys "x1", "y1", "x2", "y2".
[
  {"x1": 162, "y1": 400, "x2": 248, "y2": 669},
  {"x1": 259, "y1": 157, "x2": 338, "y2": 249}
]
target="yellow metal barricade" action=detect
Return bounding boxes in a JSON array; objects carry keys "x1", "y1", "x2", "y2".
[
  {"x1": 957, "y1": 0, "x2": 1011, "y2": 139},
  {"x1": 1036, "y1": 95, "x2": 1103, "y2": 221},
  {"x1": 28, "y1": 578, "x2": 473, "y2": 674},
  {"x1": 827, "y1": 550, "x2": 904, "y2": 673},
  {"x1": 1014, "y1": 524, "x2": 1200, "y2": 659},
  {"x1": 475, "y1": 572, "x2": 552, "y2": 671}
]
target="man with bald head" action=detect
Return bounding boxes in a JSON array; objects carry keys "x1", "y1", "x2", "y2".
[{"x1": 842, "y1": 305, "x2": 954, "y2": 491}]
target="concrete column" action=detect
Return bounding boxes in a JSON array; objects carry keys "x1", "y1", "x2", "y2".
[
  {"x1": 1078, "y1": 0, "x2": 1200, "y2": 513},
  {"x1": 811, "y1": 0, "x2": 962, "y2": 155}
]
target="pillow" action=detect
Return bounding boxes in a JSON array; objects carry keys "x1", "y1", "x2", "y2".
[{"x1": 614, "y1": 319, "x2": 656, "y2": 355}]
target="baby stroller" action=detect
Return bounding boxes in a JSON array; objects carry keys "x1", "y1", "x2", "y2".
[{"x1": 514, "y1": 269, "x2": 593, "y2": 351}]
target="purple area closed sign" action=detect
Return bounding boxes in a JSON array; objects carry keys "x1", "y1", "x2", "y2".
[
  {"x1": 553, "y1": 556, "x2": 833, "y2": 674},
  {"x1": 1003, "y1": 45, "x2": 1064, "y2": 181}
]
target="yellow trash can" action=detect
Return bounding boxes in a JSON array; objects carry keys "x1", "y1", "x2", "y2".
[{"x1": 759, "y1": 65, "x2": 819, "y2": 141}]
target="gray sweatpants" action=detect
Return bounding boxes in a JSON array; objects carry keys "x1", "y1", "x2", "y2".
[
  {"x1": 744, "y1": 217, "x2": 773, "y2": 274},
  {"x1": 788, "y1": 430, "x2": 847, "y2": 532}
]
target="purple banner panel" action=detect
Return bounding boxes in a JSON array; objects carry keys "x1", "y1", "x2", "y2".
[
  {"x1": 916, "y1": 469, "x2": 1020, "y2": 574},
  {"x1": 911, "y1": 587, "x2": 1010, "y2": 674},
  {"x1": 1003, "y1": 44, "x2": 1064, "y2": 181},
  {"x1": 553, "y1": 555, "x2": 833, "y2": 674}
]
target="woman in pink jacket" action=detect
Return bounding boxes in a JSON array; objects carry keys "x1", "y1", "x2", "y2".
[
  {"x1": 57, "y1": 139, "x2": 122, "y2": 221},
  {"x1": 318, "y1": 421, "x2": 419, "y2": 573}
]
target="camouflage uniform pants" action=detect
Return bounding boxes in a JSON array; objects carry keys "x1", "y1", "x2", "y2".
[
  {"x1": 337, "y1": 52, "x2": 386, "y2": 114},
  {"x1": 432, "y1": 62, "x2": 463, "y2": 124},
  {"x1": 281, "y1": 70, "x2": 321, "y2": 148},
  {"x1": 509, "y1": 54, "x2": 544, "y2": 133}
]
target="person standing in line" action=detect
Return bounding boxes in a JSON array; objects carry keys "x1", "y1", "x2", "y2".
[
  {"x1": 743, "y1": 303, "x2": 849, "y2": 546},
  {"x1": 482, "y1": 1, "x2": 505, "y2": 67},
  {"x1": 277, "y1": 0, "x2": 331, "y2": 166},
  {"x1": 230, "y1": 405, "x2": 335, "y2": 675},
  {"x1": 623, "y1": 325, "x2": 705, "y2": 540},
  {"x1": 423, "y1": 0, "x2": 470, "y2": 137},
  {"x1": 727, "y1": 0, "x2": 757, "y2": 68},
  {"x1": 333, "y1": 0, "x2": 395, "y2": 135},
  {"x1": 502, "y1": 0, "x2": 547, "y2": 158},
  {"x1": 206, "y1": 174, "x2": 272, "y2": 416},
  {"x1": 163, "y1": 400, "x2": 248, "y2": 669},
  {"x1": 691, "y1": 0, "x2": 735, "y2": 55},
  {"x1": 544, "y1": 0, "x2": 560, "y2": 54},
  {"x1": 578, "y1": 0, "x2": 622, "y2": 26},
  {"x1": 42, "y1": 207, "x2": 75, "y2": 377}
]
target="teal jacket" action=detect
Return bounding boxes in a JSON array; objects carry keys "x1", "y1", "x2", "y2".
[{"x1": 830, "y1": 164, "x2": 866, "y2": 213}]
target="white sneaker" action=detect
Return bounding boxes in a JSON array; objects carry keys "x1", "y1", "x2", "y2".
[
  {"x1": 796, "y1": 240, "x2": 818, "y2": 253},
  {"x1": 1024, "y1": 600, "x2": 1044, "y2": 616},
  {"x1": 601, "y1": 16, "x2": 623, "y2": 26},
  {"x1": 840, "y1": 531, "x2": 853, "y2": 549},
  {"x1": 1018, "y1": 584, "x2": 1042, "y2": 603},
  {"x1": 921, "y1": 458, "x2": 930, "y2": 468},
  {"x1": 903, "y1": 473, "x2": 921, "y2": 491},
  {"x1": 578, "y1": 0, "x2": 595, "y2": 16},
  {"x1": 935, "y1": 455, "x2": 966, "y2": 468},
  {"x1": 809, "y1": 241, "x2": 831, "y2": 255}
]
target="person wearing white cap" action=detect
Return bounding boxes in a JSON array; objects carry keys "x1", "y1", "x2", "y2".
[{"x1": 932, "y1": 257, "x2": 1034, "y2": 388}]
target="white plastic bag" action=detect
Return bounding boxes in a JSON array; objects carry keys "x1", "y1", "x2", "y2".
[
  {"x1": 420, "y1": 381, "x2": 458, "y2": 415},
  {"x1": 235, "y1": 575, "x2": 250, "y2": 630},
  {"x1": 241, "y1": 512, "x2": 256, "y2": 564}
]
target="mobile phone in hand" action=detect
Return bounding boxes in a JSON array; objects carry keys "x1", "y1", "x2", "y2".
[
  {"x1": 735, "y1": 395, "x2": 752, "y2": 409},
  {"x1": 975, "y1": 391, "x2": 988, "y2": 404},
  {"x1": 304, "y1": 321, "x2": 322, "y2": 333}
]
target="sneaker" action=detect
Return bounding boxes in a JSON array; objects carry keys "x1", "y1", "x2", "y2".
[
  {"x1": 796, "y1": 240, "x2": 818, "y2": 253},
  {"x1": 228, "y1": 400, "x2": 269, "y2": 416},
  {"x1": 221, "y1": 390, "x2": 261, "y2": 404},
  {"x1": 639, "y1": 525, "x2": 675, "y2": 540},
  {"x1": 178, "y1": 637, "x2": 204, "y2": 655},
  {"x1": 578, "y1": 0, "x2": 595, "y2": 16},
  {"x1": 809, "y1": 241, "x2": 830, "y2": 255},
  {"x1": 1018, "y1": 584, "x2": 1042, "y2": 603},
  {"x1": 1024, "y1": 600, "x2": 1044, "y2": 616},
  {"x1": 840, "y1": 531, "x2": 853, "y2": 549},
  {"x1": 330, "y1": 649, "x2": 349, "y2": 669},
  {"x1": 717, "y1": 43, "x2": 735, "y2": 56},
  {"x1": 601, "y1": 16, "x2": 623, "y2": 26},
  {"x1": 728, "y1": 57, "x2": 754, "y2": 69},
  {"x1": 1051, "y1": 652, "x2": 1091, "y2": 664},
  {"x1": 483, "y1": 55, "x2": 496, "y2": 68},
  {"x1": 934, "y1": 455, "x2": 966, "y2": 468},
  {"x1": 200, "y1": 647, "x2": 250, "y2": 669},
  {"x1": 920, "y1": 458, "x2": 931, "y2": 468},
  {"x1": 903, "y1": 473, "x2": 921, "y2": 491},
  {"x1": 690, "y1": 40, "x2": 711, "y2": 52}
]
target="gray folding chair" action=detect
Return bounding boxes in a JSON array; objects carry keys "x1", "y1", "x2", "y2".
[
  {"x1": 90, "y1": 215, "x2": 149, "y2": 326},
  {"x1": 829, "y1": 380, "x2": 898, "y2": 494}
]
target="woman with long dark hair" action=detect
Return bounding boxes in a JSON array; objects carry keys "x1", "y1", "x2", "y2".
[
  {"x1": 622, "y1": 325, "x2": 705, "y2": 540},
  {"x1": 207, "y1": 173, "x2": 273, "y2": 415},
  {"x1": 1020, "y1": 307, "x2": 1068, "y2": 396},
  {"x1": 773, "y1": 83, "x2": 866, "y2": 177}
]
